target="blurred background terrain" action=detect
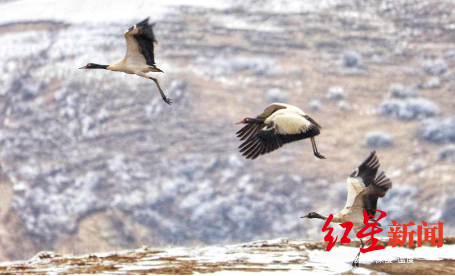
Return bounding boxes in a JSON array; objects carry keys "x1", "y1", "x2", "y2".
[{"x1": 0, "y1": 0, "x2": 454, "y2": 262}]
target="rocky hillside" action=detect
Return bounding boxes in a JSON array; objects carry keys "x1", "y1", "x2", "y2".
[{"x1": 0, "y1": 0, "x2": 454, "y2": 261}]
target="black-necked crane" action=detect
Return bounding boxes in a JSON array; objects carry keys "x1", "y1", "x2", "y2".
[
  {"x1": 79, "y1": 18, "x2": 172, "y2": 105},
  {"x1": 301, "y1": 151, "x2": 392, "y2": 266},
  {"x1": 235, "y1": 103, "x2": 325, "y2": 160}
]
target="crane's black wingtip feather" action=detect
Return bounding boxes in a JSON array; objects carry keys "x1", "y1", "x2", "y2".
[
  {"x1": 374, "y1": 171, "x2": 392, "y2": 189},
  {"x1": 355, "y1": 151, "x2": 381, "y2": 186},
  {"x1": 135, "y1": 17, "x2": 150, "y2": 27},
  {"x1": 135, "y1": 17, "x2": 157, "y2": 32},
  {"x1": 360, "y1": 151, "x2": 379, "y2": 169},
  {"x1": 236, "y1": 124, "x2": 263, "y2": 142}
]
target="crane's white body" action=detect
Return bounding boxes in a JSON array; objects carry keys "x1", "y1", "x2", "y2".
[
  {"x1": 107, "y1": 28, "x2": 162, "y2": 75},
  {"x1": 265, "y1": 107, "x2": 312, "y2": 135}
]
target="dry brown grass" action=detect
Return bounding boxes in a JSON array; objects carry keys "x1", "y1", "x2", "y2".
[{"x1": 362, "y1": 259, "x2": 455, "y2": 275}]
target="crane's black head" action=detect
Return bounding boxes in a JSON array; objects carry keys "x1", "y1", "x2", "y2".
[
  {"x1": 301, "y1": 212, "x2": 326, "y2": 220},
  {"x1": 235, "y1": 118, "x2": 263, "y2": 125},
  {"x1": 79, "y1": 63, "x2": 108, "y2": 70}
]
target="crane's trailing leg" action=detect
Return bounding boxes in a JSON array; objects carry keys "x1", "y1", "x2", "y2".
[
  {"x1": 311, "y1": 137, "x2": 326, "y2": 159},
  {"x1": 149, "y1": 77, "x2": 172, "y2": 105},
  {"x1": 351, "y1": 239, "x2": 364, "y2": 269}
]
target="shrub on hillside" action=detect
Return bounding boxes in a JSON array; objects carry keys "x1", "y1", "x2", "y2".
[
  {"x1": 365, "y1": 131, "x2": 393, "y2": 148},
  {"x1": 417, "y1": 115, "x2": 455, "y2": 143},
  {"x1": 425, "y1": 77, "x2": 441, "y2": 89},
  {"x1": 437, "y1": 145, "x2": 455, "y2": 162},
  {"x1": 327, "y1": 86, "x2": 344, "y2": 100},
  {"x1": 266, "y1": 88, "x2": 287, "y2": 102},
  {"x1": 380, "y1": 98, "x2": 439, "y2": 120},
  {"x1": 422, "y1": 58, "x2": 448, "y2": 75},
  {"x1": 309, "y1": 99, "x2": 321, "y2": 111},
  {"x1": 342, "y1": 51, "x2": 362, "y2": 68},
  {"x1": 338, "y1": 100, "x2": 350, "y2": 111},
  {"x1": 389, "y1": 83, "x2": 417, "y2": 98}
]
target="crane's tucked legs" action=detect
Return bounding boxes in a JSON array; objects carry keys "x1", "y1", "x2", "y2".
[
  {"x1": 149, "y1": 77, "x2": 172, "y2": 105},
  {"x1": 311, "y1": 137, "x2": 326, "y2": 159}
]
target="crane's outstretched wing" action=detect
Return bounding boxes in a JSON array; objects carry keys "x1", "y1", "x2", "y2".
[
  {"x1": 361, "y1": 171, "x2": 392, "y2": 217},
  {"x1": 238, "y1": 113, "x2": 320, "y2": 160},
  {"x1": 352, "y1": 151, "x2": 380, "y2": 187},
  {"x1": 350, "y1": 170, "x2": 392, "y2": 220},
  {"x1": 344, "y1": 151, "x2": 380, "y2": 208},
  {"x1": 124, "y1": 17, "x2": 158, "y2": 66}
]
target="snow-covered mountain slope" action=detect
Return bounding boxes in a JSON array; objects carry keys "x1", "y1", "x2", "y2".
[
  {"x1": 0, "y1": 0, "x2": 454, "y2": 262},
  {"x1": 0, "y1": 0, "x2": 352, "y2": 25},
  {"x1": 1, "y1": 238, "x2": 455, "y2": 275}
]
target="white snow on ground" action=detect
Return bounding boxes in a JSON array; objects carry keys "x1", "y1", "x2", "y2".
[
  {"x1": 119, "y1": 242, "x2": 455, "y2": 275},
  {"x1": 308, "y1": 243, "x2": 455, "y2": 275},
  {"x1": 1, "y1": 238, "x2": 454, "y2": 274}
]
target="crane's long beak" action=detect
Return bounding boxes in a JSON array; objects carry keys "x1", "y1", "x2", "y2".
[
  {"x1": 235, "y1": 120, "x2": 244, "y2": 125},
  {"x1": 79, "y1": 65, "x2": 88, "y2": 69},
  {"x1": 300, "y1": 215, "x2": 309, "y2": 218}
]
